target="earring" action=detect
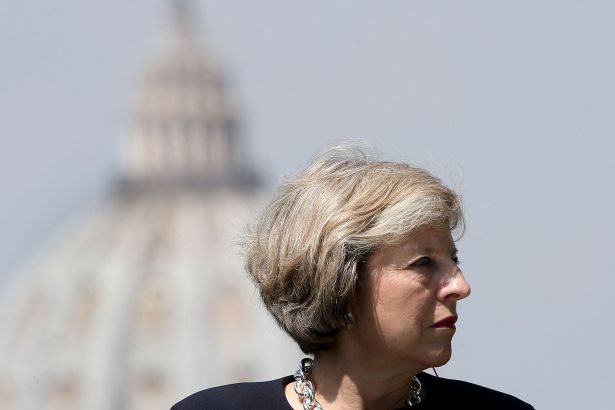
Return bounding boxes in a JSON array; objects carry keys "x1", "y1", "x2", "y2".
[{"x1": 344, "y1": 311, "x2": 355, "y2": 327}]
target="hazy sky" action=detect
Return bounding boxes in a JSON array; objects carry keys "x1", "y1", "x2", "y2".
[{"x1": 1, "y1": 1, "x2": 614, "y2": 408}]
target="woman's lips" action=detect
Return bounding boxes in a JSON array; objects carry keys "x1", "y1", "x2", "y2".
[{"x1": 431, "y1": 315, "x2": 458, "y2": 329}]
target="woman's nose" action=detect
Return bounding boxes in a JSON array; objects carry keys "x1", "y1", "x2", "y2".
[{"x1": 439, "y1": 269, "x2": 471, "y2": 301}]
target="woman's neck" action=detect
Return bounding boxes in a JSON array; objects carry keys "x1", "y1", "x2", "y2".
[{"x1": 286, "y1": 348, "x2": 424, "y2": 410}]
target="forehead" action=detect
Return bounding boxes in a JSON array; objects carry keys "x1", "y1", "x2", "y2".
[{"x1": 389, "y1": 226, "x2": 456, "y2": 256}]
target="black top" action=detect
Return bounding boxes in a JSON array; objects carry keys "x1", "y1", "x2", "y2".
[{"x1": 171, "y1": 372, "x2": 534, "y2": 409}]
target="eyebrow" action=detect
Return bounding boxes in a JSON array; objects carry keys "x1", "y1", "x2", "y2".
[{"x1": 414, "y1": 246, "x2": 458, "y2": 255}]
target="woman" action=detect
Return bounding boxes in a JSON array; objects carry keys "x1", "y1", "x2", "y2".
[{"x1": 173, "y1": 146, "x2": 534, "y2": 409}]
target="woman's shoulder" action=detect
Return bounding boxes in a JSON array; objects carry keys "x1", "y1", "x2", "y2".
[
  {"x1": 418, "y1": 372, "x2": 535, "y2": 409},
  {"x1": 170, "y1": 376, "x2": 293, "y2": 410}
]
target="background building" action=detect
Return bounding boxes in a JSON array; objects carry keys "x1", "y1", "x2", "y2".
[{"x1": 0, "y1": 2, "x2": 299, "y2": 409}]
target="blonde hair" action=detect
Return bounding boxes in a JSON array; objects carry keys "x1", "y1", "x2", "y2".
[{"x1": 244, "y1": 145, "x2": 463, "y2": 352}]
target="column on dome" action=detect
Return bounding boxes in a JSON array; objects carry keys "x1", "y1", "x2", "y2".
[
  {"x1": 138, "y1": 131, "x2": 152, "y2": 178},
  {"x1": 168, "y1": 122, "x2": 183, "y2": 177},
  {"x1": 125, "y1": 125, "x2": 149, "y2": 179},
  {"x1": 149, "y1": 123, "x2": 163, "y2": 177},
  {"x1": 188, "y1": 120, "x2": 206, "y2": 175},
  {"x1": 204, "y1": 122, "x2": 214, "y2": 175},
  {"x1": 209, "y1": 123, "x2": 222, "y2": 177},
  {"x1": 225, "y1": 120, "x2": 236, "y2": 173}
]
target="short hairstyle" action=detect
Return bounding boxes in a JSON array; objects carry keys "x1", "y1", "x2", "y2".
[{"x1": 243, "y1": 145, "x2": 464, "y2": 353}]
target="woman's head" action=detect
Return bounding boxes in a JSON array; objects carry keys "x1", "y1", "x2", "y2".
[{"x1": 243, "y1": 145, "x2": 464, "y2": 353}]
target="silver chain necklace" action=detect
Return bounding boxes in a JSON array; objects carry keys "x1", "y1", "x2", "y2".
[{"x1": 293, "y1": 358, "x2": 423, "y2": 409}]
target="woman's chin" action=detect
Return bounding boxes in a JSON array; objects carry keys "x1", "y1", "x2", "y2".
[
  {"x1": 431, "y1": 354, "x2": 452, "y2": 368},
  {"x1": 424, "y1": 346, "x2": 453, "y2": 368}
]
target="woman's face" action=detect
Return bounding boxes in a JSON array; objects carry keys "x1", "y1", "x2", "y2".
[{"x1": 350, "y1": 225, "x2": 471, "y2": 371}]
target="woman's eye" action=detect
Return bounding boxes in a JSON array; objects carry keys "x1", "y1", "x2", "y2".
[
  {"x1": 452, "y1": 256, "x2": 461, "y2": 265},
  {"x1": 413, "y1": 257, "x2": 432, "y2": 267}
]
